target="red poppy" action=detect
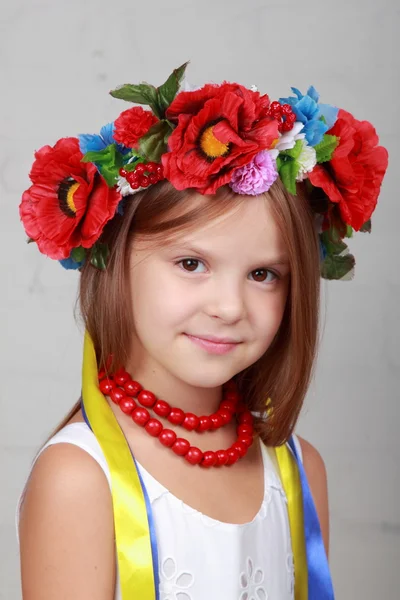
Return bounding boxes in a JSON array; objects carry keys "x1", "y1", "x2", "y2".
[
  {"x1": 162, "y1": 83, "x2": 279, "y2": 194},
  {"x1": 113, "y1": 106, "x2": 158, "y2": 148},
  {"x1": 309, "y1": 109, "x2": 388, "y2": 231},
  {"x1": 19, "y1": 137, "x2": 121, "y2": 260}
]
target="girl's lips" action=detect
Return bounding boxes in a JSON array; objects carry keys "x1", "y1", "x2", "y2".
[{"x1": 184, "y1": 334, "x2": 241, "y2": 355}]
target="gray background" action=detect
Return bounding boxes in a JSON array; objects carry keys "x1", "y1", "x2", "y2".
[{"x1": 1, "y1": 0, "x2": 398, "y2": 598}]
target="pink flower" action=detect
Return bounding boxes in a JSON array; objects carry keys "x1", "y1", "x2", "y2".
[{"x1": 230, "y1": 151, "x2": 278, "y2": 195}]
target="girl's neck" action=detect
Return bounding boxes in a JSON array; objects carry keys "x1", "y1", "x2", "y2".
[{"x1": 124, "y1": 357, "x2": 223, "y2": 415}]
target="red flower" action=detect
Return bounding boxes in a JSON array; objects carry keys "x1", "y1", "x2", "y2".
[
  {"x1": 162, "y1": 83, "x2": 279, "y2": 194},
  {"x1": 113, "y1": 106, "x2": 158, "y2": 148},
  {"x1": 309, "y1": 109, "x2": 388, "y2": 231},
  {"x1": 19, "y1": 137, "x2": 121, "y2": 260}
]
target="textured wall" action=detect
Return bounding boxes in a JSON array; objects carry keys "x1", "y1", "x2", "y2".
[{"x1": 1, "y1": 0, "x2": 398, "y2": 598}]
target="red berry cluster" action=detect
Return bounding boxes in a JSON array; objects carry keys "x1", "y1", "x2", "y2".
[
  {"x1": 120, "y1": 162, "x2": 165, "y2": 190},
  {"x1": 268, "y1": 101, "x2": 297, "y2": 133}
]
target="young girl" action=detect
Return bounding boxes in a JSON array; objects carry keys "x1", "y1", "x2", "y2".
[{"x1": 17, "y1": 64, "x2": 388, "y2": 600}]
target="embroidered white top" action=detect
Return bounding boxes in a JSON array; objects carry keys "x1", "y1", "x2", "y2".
[{"x1": 16, "y1": 422, "x2": 303, "y2": 600}]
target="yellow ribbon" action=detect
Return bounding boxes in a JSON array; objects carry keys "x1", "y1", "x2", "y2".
[
  {"x1": 82, "y1": 331, "x2": 156, "y2": 600},
  {"x1": 275, "y1": 442, "x2": 308, "y2": 599},
  {"x1": 81, "y1": 331, "x2": 308, "y2": 599}
]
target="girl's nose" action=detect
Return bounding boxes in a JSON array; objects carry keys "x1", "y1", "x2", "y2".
[{"x1": 204, "y1": 278, "x2": 246, "y2": 324}]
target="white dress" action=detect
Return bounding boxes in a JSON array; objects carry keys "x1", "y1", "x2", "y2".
[{"x1": 16, "y1": 422, "x2": 303, "y2": 600}]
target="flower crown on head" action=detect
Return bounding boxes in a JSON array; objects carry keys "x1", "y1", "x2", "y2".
[{"x1": 20, "y1": 62, "x2": 388, "y2": 279}]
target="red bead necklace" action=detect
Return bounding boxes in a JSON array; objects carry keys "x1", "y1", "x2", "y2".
[{"x1": 98, "y1": 368, "x2": 254, "y2": 468}]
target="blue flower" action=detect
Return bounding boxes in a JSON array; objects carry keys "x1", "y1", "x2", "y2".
[
  {"x1": 59, "y1": 256, "x2": 84, "y2": 270},
  {"x1": 78, "y1": 123, "x2": 129, "y2": 155},
  {"x1": 279, "y1": 86, "x2": 339, "y2": 147}
]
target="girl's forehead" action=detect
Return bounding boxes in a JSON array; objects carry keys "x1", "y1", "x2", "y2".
[{"x1": 164, "y1": 196, "x2": 288, "y2": 259}]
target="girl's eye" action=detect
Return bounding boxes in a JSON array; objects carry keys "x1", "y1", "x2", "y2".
[
  {"x1": 178, "y1": 259, "x2": 206, "y2": 273},
  {"x1": 249, "y1": 269, "x2": 278, "y2": 283}
]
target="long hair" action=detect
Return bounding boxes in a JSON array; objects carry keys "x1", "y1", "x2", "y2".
[{"x1": 51, "y1": 178, "x2": 320, "y2": 446}]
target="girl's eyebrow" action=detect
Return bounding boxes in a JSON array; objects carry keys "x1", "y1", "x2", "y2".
[{"x1": 168, "y1": 242, "x2": 290, "y2": 266}]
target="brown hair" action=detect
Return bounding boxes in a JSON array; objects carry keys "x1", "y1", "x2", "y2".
[{"x1": 52, "y1": 178, "x2": 320, "y2": 446}]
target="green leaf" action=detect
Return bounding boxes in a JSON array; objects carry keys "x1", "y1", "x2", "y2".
[
  {"x1": 314, "y1": 134, "x2": 339, "y2": 164},
  {"x1": 321, "y1": 252, "x2": 355, "y2": 280},
  {"x1": 282, "y1": 139, "x2": 303, "y2": 160},
  {"x1": 81, "y1": 144, "x2": 123, "y2": 187},
  {"x1": 90, "y1": 243, "x2": 110, "y2": 270},
  {"x1": 71, "y1": 246, "x2": 86, "y2": 263},
  {"x1": 278, "y1": 159, "x2": 300, "y2": 195},
  {"x1": 110, "y1": 83, "x2": 161, "y2": 118},
  {"x1": 360, "y1": 219, "x2": 372, "y2": 233},
  {"x1": 157, "y1": 62, "x2": 189, "y2": 115},
  {"x1": 139, "y1": 120, "x2": 172, "y2": 162},
  {"x1": 345, "y1": 225, "x2": 353, "y2": 238},
  {"x1": 320, "y1": 230, "x2": 347, "y2": 256}
]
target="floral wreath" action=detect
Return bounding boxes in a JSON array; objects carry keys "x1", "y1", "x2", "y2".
[{"x1": 19, "y1": 62, "x2": 388, "y2": 280}]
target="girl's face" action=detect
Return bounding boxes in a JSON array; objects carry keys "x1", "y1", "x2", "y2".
[{"x1": 128, "y1": 193, "x2": 290, "y2": 389}]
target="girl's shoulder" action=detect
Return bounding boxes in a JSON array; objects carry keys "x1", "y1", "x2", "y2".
[{"x1": 18, "y1": 423, "x2": 116, "y2": 599}]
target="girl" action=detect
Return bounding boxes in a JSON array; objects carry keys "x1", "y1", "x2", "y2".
[{"x1": 17, "y1": 64, "x2": 388, "y2": 600}]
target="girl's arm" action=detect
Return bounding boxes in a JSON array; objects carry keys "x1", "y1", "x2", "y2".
[
  {"x1": 298, "y1": 436, "x2": 330, "y2": 559},
  {"x1": 19, "y1": 444, "x2": 116, "y2": 599}
]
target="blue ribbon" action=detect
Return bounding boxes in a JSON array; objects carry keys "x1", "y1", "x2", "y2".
[
  {"x1": 288, "y1": 436, "x2": 335, "y2": 599},
  {"x1": 81, "y1": 399, "x2": 160, "y2": 600}
]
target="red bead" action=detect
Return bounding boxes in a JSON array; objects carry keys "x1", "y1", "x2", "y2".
[
  {"x1": 216, "y1": 449, "x2": 229, "y2": 466},
  {"x1": 280, "y1": 120, "x2": 293, "y2": 133},
  {"x1": 172, "y1": 438, "x2": 190, "y2": 456},
  {"x1": 270, "y1": 101, "x2": 282, "y2": 114},
  {"x1": 238, "y1": 423, "x2": 253, "y2": 436},
  {"x1": 131, "y1": 407, "x2": 150, "y2": 426},
  {"x1": 239, "y1": 411, "x2": 253, "y2": 425},
  {"x1": 130, "y1": 180, "x2": 140, "y2": 190},
  {"x1": 182, "y1": 413, "x2": 200, "y2": 431},
  {"x1": 240, "y1": 434, "x2": 253, "y2": 448},
  {"x1": 114, "y1": 369, "x2": 129, "y2": 386},
  {"x1": 281, "y1": 103, "x2": 293, "y2": 115},
  {"x1": 140, "y1": 175, "x2": 150, "y2": 188},
  {"x1": 185, "y1": 447, "x2": 203, "y2": 465},
  {"x1": 287, "y1": 112, "x2": 296, "y2": 122},
  {"x1": 198, "y1": 416, "x2": 212, "y2": 432},
  {"x1": 127, "y1": 172, "x2": 139, "y2": 184},
  {"x1": 201, "y1": 451, "x2": 217, "y2": 468},
  {"x1": 135, "y1": 163, "x2": 145, "y2": 174},
  {"x1": 232, "y1": 441, "x2": 248, "y2": 458},
  {"x1": 168, "y1": 408, "x2": 185, "y2": 425},
  {"x1": 119, "y1": 397, "x2": 136, "y2": 415},
  {"x1": 156, "y1": 165, "x2": 164, "y2": 177},
  {"x1": 153, "y1": 399, "x2": 171, "y2": 417},
  {"x1": 210, "y1": 413, "x2": 224, "y2": 429},
  {"x1": 146, "y1": 162, "x2": 157, "y2": 173},
  {"x1": 145, "y1": 418, "x2": 163, "y2": 437},
  {"x1": 226, "y1": 448, "x2": 240, "y2": 465},
  {"x1": 138, "y1": 390, "x2": 157, "y2": 408},
  {"x1": 149, "y1": 173, "x2": 158, "y2": 185},
  {"x1": 159, "y1": 429, "x2": 177, "y2": 447},
  {"x1": 119, "y1": 168, "x2": 127, "y2": 177},
  {"x1": 99, "y1": 378, "x2": 114, "y2": 395},
  {"x1": 110, "y1": 388, "x2": 125, "y2": 404},
  {"x1": 224, "y1": 390, "x2": 240, "y2": 404},
  {"x1": 217, "y1": 409, "x2": 232, "y2": 425},
  {"x1": 219, "y1": 400, "x2": 236, "y2": 413},
  {"x1": 124, "y1": 379, "x2": 142, "y2": 396}
]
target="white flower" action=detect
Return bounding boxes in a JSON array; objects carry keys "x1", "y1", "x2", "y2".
[
  {"x1": 268, "y1": 121, "x2": 305, "y2": 160},
  {"x1": 250, "y1": 84, "x2": 258, "y2": 92},
  {"x1": 117, "y1": 176, "x2": 135, "y2": 196},
  {"x1": 296, "y1": 139, "x2": 317, "y2": 181}
]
